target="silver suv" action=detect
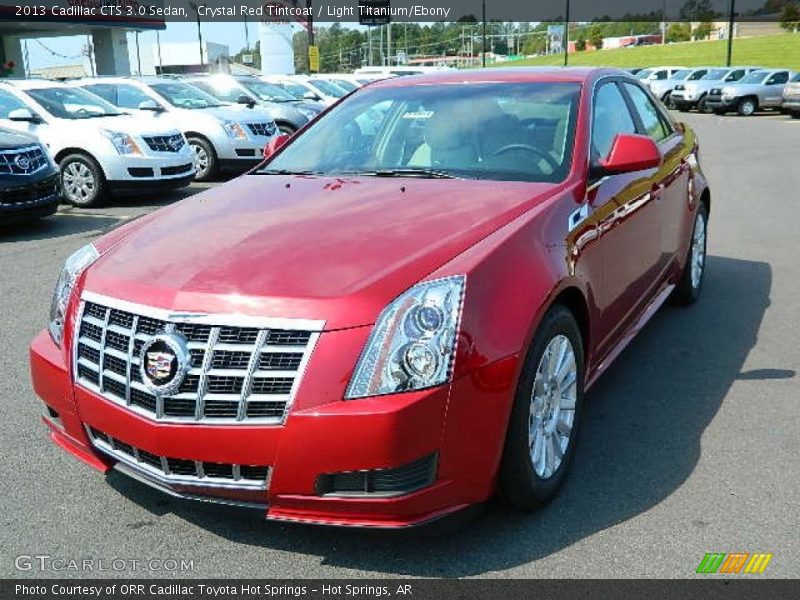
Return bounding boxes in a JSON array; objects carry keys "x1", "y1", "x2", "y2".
[
  {"x1": 0, "y1": 79, "x2": 194, "y2": 207},
  {"x1": 649, "y1": 67, "x2": 712, "y2": 109},
  {"x1": 705, "y1": 69, "x2": 795, "y2": 116},
  {"x1": 671, "y1": 66, "x2": 763, "y2": 113},
  {"x1": 74, "y1": 78, "x2": 278, "y2": 181}
]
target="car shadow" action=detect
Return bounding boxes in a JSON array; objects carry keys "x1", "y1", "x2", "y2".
[
  {"x1": 105, "y1": 255, "x2": 776, "y2": 577},
  {"x1": 0, "y1": 211, "x2": 121, "y2": 243}
]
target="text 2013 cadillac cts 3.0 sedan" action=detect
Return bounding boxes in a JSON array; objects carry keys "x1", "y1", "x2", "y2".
[{"x1": 30, "y1": 68, "x2": 710, "y2": 528}]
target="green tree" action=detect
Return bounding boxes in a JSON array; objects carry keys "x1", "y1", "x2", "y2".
[
  {"x1": 667, "y1": 22, "x2": 692, "y2": 43},
  {"x1": 781, "y1": 2, "x2": 800, "y2": 32},
  {"x1": 575, "y1": 35, "x2": 587, "y2": 51},
  {"x1": 693, "y1": 21, "x2": 713, "y2": 40},
  {"x1": 588, "y1": 24, "x2": 605, "y2": 49}
]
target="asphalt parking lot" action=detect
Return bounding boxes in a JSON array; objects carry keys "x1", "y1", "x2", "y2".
[{"x1": 1, "y1": 112, "x2": 798, "y2": 579}]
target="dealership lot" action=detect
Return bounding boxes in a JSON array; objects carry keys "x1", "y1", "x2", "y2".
[{"x1": 1, "y1": 113, "x2": 798, "y2": 578}]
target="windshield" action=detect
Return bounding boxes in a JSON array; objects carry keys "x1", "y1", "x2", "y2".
[
  {"x1": 702, "y1": 69, "x2": 729, "y2": 80},
  {"x1": 276, "y1": 81, "x2": 312, "y2": 99},
  {"x1": 308, "y1": 79, "x2": 347, "y2": 98},
  {"x1": 329, "y1": 79, "x2": 358, "y2": 92},
  {"x1": 636, "y1": 69, "x2": 654, "y2": 79},
  {"x1": 149, "y1": 82, "x2": 226, "y2": 109},
  {"x1": 243, "y1": 81, "x2": 297, "y2": 102},
  {"x1": 687, "y1": 70, "x2": 707, "y2": 81},
  {"x1": 24, "y1": 86, "x2": 124, "y2": 119},
  {"x1": 263, "y1": 82, "x2": 580, "y2": 183},
  {"x1": 738, "y1": 71, "x2": 767, "y2": 85}
]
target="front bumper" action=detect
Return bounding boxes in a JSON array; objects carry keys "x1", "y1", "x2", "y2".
[
  {"x1": 212, "y1": 135, "x2": 271, "y2": 171},
  {"x1": 30, "y1": 329, "x2": 517, "y2": 527},
  {"x1": 782, "y1": 98, "x2": 800, "y2": 112},
  {"x1": 704, "y1": 96, "x2": 738, "y2": 111},
  {"x1": 101, "y1": 148, "x2": 195, "y2": 184},
  {"x1": 670, "y1": 92, "x2": 699, "y2": 109}
]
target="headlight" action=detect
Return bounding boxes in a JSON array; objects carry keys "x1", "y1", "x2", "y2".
[
  {"x1": 103, "y1": 130, "x2": 142, "y2": 156},
  {"x1": 345, "y1": 276, "x2": 465, "y2": 399},
  {"x1": 221, "y1": 120, "x2": 248, "y2": 139},
  {"x1": 49, "y1": 244, "x2": 100, "y2": 347}
]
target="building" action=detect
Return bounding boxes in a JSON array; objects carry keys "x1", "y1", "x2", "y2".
[
  {"x1": 142, "y1": 41, "x2": 230, "y2": 75},
  {"x1": 0, "y1": 0, "x2": 166, "y2": 77}
]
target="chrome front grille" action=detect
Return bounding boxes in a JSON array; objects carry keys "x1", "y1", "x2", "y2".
[
  {"x1": 88, "y1": 427, "x2": 270, "y2": 490},
  {"x1": 73, "y1": 291, "x2": 322, "y2": 424},
  {"x1": 0, "y1": 145, "x2": 48, "y2": 175},
  {"x1": 247, "y1": 122, "x2": 277, "y2": 137},
  {"x1": 142, "y1": 133, "x2": 185, "y2": 153}
]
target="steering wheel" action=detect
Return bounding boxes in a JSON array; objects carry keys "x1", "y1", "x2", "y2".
[{"x1": 491, "y1": 143, "x2": 560, "y2": 173}]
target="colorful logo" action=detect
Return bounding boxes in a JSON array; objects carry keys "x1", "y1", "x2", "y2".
[{"x1": 696, "y1": 552, "x2": 773, "y2": 574}]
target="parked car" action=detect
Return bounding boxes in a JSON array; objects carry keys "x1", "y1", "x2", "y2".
[
  {"x1": 354, "y1": 65, "x2": 453, "y2": 77},
  {"x1": 671, "y1": 66, "x2": 763, "y2": 113},
  {"x1": 30, "y1": 68, "x2": 710, "y2": 527},
  {"x1": 635, "y1": 66, "x2": 686, "y2": 90},
  {"x1": 185, "y1": 74, "x2": 322, "y2": 135},
  {"x1": 781, "y1": 72, "x2": 800, "y2": 118},
  {"x1": 0, "y1": 127, "x2": 61, "y2": 223},
  {"x1": 704, "y1": 69, "x2": 794, "y2": 116},
  {"x1": 262, "y1": 75, "x2": 347, "y2": 106},
  {"x1": 0, "y1": 79, "x2": 194, "y2": 207},
  {"x1": 649, "y1": 67, "x2": 712, "y2": 109},
  {"x1": 73, "y1": 77, "x2": 278, "y2": 181},
  {"x1": 311, "y1": 74, "x2": 365, "y2": 92}
]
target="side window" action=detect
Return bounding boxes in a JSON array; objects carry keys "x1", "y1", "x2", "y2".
[
  {"x1": 726, "y1": 70, "x2": 745, "y2": 81},
  {"x1": 592, "y1": 82, "x2": 637, "y2": 161},
  {"x1": 623, "y1": 83, "x2": 669, "y2": 142},
  {"x1": 655, "y1": 70, "x2": 668, "y2": 80},
  {"x1": 766, "y1": 72, "x2": 788, "y2": 85},
  {"x1": 83, "y1": 84, "x2": 117, "y2": 105},
  {"x1": 117, "y1": 84, "x2": 154, "y2": 109}
]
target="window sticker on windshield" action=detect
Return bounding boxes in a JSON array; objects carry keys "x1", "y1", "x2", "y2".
[{"x1": 402, "y1": 110, "x2": 434, "y2": 120}]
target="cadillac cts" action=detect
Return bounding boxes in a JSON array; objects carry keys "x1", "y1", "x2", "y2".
[{"x1": 30, "y1": 69, "x2": 710, "y2": 528}]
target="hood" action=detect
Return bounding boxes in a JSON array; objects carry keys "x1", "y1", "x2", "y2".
[
  {"x1": 0, "y1": 127, "x2": 39, "y2": 148},
  {"x1": 51, "y1": 113, "x2": 180, "y2": 137},
  {"x1": 197, "y1": 103, "x2": 275, "y2": 123},
  {"x1": 84, "y1": 174, "x2": 558, "y2": 330}
]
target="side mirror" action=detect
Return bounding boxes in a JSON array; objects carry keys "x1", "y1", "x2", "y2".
[
  {"x1": 596, "y1": 133, "x2": 662, "y2": 175},
  {"x1": 263, "y1": 133, "x2": 291, "y2": 158},
  {"x1": 237, "y1": 94, "x2": 255, "y2": 106},
  {"x1": 8, "y1": 108, "x2": 40, "y2": 122},
  {"x1": 138, "y1": 100, "x2": 164, "y2": 112},
  {"x1": 303, "y1": 91, "x2": 320, "y2": 101}
]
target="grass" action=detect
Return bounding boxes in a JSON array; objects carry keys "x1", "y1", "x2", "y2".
[{"x1": 497, "y1": 34, "x2": 800, "y2": 71}]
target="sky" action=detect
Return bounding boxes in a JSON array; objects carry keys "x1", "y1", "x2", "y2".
[{"x1": 24, "y1": 22, "x2": 305, "y2": 72}]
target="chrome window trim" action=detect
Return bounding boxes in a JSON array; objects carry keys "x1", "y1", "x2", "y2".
[{"x1": 72, "y1": 291, "x2": 324, "y2": 426}]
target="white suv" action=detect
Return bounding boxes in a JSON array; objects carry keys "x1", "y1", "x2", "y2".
[
  {"x1": 0, "y1": 79, "x2": 194, "y2": 207},
  {"x1": 75, "y1": 77, "x2": 278, "y2": 181}
]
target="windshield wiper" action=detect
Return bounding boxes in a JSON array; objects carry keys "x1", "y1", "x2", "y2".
[{"x1": 345, "y1": 168, "x2": 457, "y2": 179}]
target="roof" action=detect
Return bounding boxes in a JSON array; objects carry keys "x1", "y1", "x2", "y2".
[{"x1": 370, "y1": 67, "x2": 627, "y2": 88}]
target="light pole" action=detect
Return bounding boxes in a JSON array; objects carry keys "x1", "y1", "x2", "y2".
[
  {"x1": 726, "y1": 0, "x2": 736, "y2": 67},
  {"x1": 188, "y1": 2, "x2": 206, "y2": 68},
  {"x1": 482, "y1": 0, "x2": 486, "y2": 68}
]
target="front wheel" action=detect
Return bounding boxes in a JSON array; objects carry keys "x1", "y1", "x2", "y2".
[
  {"x1": 791, "y1": 111, "x2": 800, "y2": 120},
  {"x1": 277, "y1": 123, "x2": 297, "y2": 136},
  {"x1": 738, "y1": 98, "x2": 757, "y2": 116},
  {"x1": 672, "y1": 202, "x2": 709, "y2": 306},
  {"x1": 188, "y1": 136, "x2": 218, "y2": 181},
  {"x1": 60, "y1": 153, "x2": 105, "y2": 207},
  {"x1": 499, "y1": 305, "x2": 585, "y2": 510}
]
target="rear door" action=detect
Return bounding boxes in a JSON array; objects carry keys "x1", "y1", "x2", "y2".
[{"x1": 584, "y1": 79, "x2": 665, "y2": 360}]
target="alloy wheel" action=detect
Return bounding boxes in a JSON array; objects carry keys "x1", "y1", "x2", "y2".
[
  {"x1": 191, "y1": 143, "x2": 210, "y2": 178},
  {"x1": 62, "y1": 161, "x2": 97, "y2": 204},
  {"x1": 528, "y1": 334, "x2": 577, "y2": 479},
  {"x1": 691, "y1": 211, "x2": 707, "y2": 289}
]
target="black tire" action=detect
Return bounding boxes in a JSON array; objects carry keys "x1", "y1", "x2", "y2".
[
  {"x1": 499, "y1": 305, "x2": 585, "y2": 511},
  {"x1": 662, "y1": 93, "x2": 674, "y2": 109},
  {"x1": 791, "y1": 111, "x2": 800, "y2": 120},
  {"x1": 698, "y1": 95, "x2": 711, "y2": 114},
  {"x1": 713, "y1": 108, "x2": 726, "y2": 115},
  {"x1": 277, "y1": 123, "x2": 297, "y2": 136},
  {"x1": 59, "y1": 153, "x2": 105, "y2": 208},
  {"x1": 188, "y1": 136, "x2": 218, "y2": 181},
  {"x1": 737, "y1": 97, "x2": 757, "y2": 116},
  {"x1": 671, "y1": 202, "x2": 709, "y2": 306},
  {"x1": 678, "y1": 105, "x2": 690, "y2": 113}
]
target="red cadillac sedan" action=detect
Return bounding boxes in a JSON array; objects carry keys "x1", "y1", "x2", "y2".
[{"x1": 30, "y1": 68, "x2": 710, "y2": 528}]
